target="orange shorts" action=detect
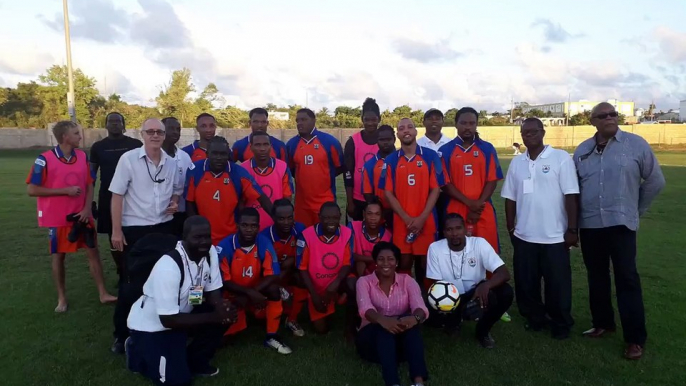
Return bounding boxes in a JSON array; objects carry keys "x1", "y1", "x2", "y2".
[
  {"x1": 224, "y1": 306, "x2": 266, "y2": 336},
  {"x1": 48, "y1": 220, "x2": 96, "y2": 254},
  {"x1": 308, "y1": 294, "x2": 336, "y2": 321},
  {"x1": 294, "y1": 206, "x2": 319, "y2": 228},
  {"x1": 392, "y1": 214, "x2": 437, "y2": 255},
  {"x1": 446, "y1": 201, "x2": 500, "y2": 253}
]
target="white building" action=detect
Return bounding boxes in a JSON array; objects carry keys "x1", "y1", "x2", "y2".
[
  {"x1": 680, "y1": 101, "x2": 686, "y2": 122},
  {"x1": 522, "y1": 99, "x2": 635, "y2": 118},
  {"x1": 269, "y1": 111, "x2": 290, "y2": 121}
]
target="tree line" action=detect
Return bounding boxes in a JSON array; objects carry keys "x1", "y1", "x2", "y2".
[{"x1": 0, "y1": 66, "x2": 612, "y2": 130}]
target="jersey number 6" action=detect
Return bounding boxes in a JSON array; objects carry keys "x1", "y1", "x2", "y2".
[
  {"x1": 304, "y1": 155, "x2": 314, "y2": 165},
  {"x1": 408, "y1": 174, "x2": 416, "y2": 186}
]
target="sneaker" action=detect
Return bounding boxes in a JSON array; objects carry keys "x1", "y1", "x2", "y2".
[
  {"x1": 285, "y1": 320, "x2": 305, "y2": 337},
  {"x1": 265, "y1": 336, "x2": 293, "y2": 354},
  {"x1": 500, "y1": 311, "x2": 512, "y2": 323},
  {"x1": 279, "y1": 287, "x2": 291, "y2": 301},
  {"x1": 193, "y1": 366, "x2": 219, "y2": 377},
  {"x1": 124, "y1": 337, "x2": 137, "y2": 373},
  {"x1": 478, "y1": 333, "x2": 496, "y2": 349},
  {"x1": 111, "y1": 337, "x2": 125, "y2": 355}
]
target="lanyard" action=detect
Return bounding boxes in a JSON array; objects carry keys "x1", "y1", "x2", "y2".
[
  {"x1": 181, "y1": 249, "x2": 205, "y2": 287},
  {"x1": 449, "y1": 249, "x2": 465, "y2": 281}
]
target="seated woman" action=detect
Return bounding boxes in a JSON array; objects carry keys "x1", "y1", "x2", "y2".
[{"x1": 355, "y1": 241, "x2": 429, "y2": 386}]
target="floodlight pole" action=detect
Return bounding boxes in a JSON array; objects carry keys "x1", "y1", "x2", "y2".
[{"x1": 63, "y1": 0, "x2": 76, "y2": 123}]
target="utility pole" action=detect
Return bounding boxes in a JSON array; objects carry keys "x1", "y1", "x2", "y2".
[{"x1": 63, "y1": 0, "x2": 76, "y2": 124}]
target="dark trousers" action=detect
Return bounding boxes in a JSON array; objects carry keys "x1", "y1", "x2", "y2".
[
  {"x1": 580, "y1": 226, "x2": 646, "y2": 345},
  {"x1": 512, "y1": 236, "x2": 573, "y2": 334},
  {"x1": 428, "y1": 283, "x2": 514, "y2": 337},
  {"x1": 127, "y1": 304, "x2": 224, "y2": 386},
  {"x1": 356, "y1": 323, "x2": 428, "y2": 386},
  {"x1": 113, "y1": 220, "x2": 174, "y2": 341},
  {"x1": 171, "y1": 212, "x2": 187, "y2": 240},
  {"x1": 435, "y1": 193, "x2": 447, "y2": 236}
]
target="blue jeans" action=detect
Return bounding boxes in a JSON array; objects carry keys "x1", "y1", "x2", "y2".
[{"x1": 356, "y1": 322, "x2": 428, "y2": 386}]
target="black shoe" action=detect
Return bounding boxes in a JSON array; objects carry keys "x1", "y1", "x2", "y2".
[
  {"x1": 552, "y1": 330, "x2": 570, "y2": 340},
  {"x1": 525, "y1": 320, "x2": 546, "y2": 332},
  {"x1": 111, "y1": 338, "x2": 125, "y2": 354},
  {"x1": 478, "y1": 334, "x2": 496, "y2": 349},
  {"x1": 193, "y1": 366, "x2": 219, "y2": 377}
]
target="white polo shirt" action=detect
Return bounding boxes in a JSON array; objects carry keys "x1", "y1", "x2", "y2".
[
  {"x1": 501, "y1": 145, "x2": 579, "y2": 244},
  {"x1": 128, "y1": 242, "x2": 222, "y2": 332},
  {"x1": 426, "y1": 237, "x2": 504, "y2": 295},
  {"x1": 109, "y1": 147, "x2": 184, "y2": 227},
  {"x1": 171, "y1": 147, "x2": 194, "y2": 212},
  {"x1": 418, "y1": 134, "x2": 451, "y2": 153}
]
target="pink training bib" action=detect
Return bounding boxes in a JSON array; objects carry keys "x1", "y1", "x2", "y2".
[
  {"x1": 351, "y1": 221, "x2": 392, "y2": 275},
  {"x1": 36, "y1": 149, "x2": 89, "y2": 227},
  {"x1": 302, "y1": 225, "x2": 353, "y2": 294},
  {"x1": 241, "y1": 158, "x2": 288, "y2": 231},
  {"x1": 352, "y1": 132, "x2": 378, "y2": 201}
]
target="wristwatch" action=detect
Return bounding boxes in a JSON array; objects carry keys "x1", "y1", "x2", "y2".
[{"x1": 414, "y1": 314, "x2": 423, "y2": 324}]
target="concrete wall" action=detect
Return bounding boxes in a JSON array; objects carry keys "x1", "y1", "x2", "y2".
[{"x1": 2, "y1": 124, "x2": 685, "y2": 150}]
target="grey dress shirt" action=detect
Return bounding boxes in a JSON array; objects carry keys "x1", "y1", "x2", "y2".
[{"x1": 573, "y1": 129, "x2": 665, "y2": 231}]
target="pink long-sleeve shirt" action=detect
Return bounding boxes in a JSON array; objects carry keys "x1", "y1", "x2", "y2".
[{"x1": 356, "y1": 272, "x2": 429, "y2": 329}]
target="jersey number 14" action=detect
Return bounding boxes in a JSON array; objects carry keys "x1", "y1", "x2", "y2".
[{"x1": 242, "y1": 266, "x2": 254, "y2": 278}]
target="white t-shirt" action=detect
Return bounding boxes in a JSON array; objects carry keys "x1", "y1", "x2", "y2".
[
  {"x1": 501, "y1": 145, "x2": 580, "y2": 244},
  {"x1": 172, "y1": 147, "x2": 194, "y2": 212},
  {"x1": 426, "y1": 237, "x2": 504, "y2": 294},
  {"x1": 127, "y1": 242, "x2": 223, "y2": 333},
  {"x1": 109, "y1": 147, "x2": 184, "y2": 226},
  {"x1": 417, "y1": 134, "x2": 451, "y2": 153}
]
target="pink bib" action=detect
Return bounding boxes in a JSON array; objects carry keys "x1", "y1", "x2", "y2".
[
  {"x1": 352, "y1": 132, "x2": 378, "y2": 201},
  {"x1": 351, "y1": 221, "x2": 392, "y2": 275},
  {"x1": 302, "y1": 225, "x2": 353, "y2": 294},
  {"x1": 241, "y1": 158, "x2": 288, "y2": 231},
  {"x1": 36, "y1": 149, "x2": 89, "y2": 227}
]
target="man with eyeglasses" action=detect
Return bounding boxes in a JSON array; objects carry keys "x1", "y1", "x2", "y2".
[
  {"x1": 501, "y1": 117, "x2": 579, "y2": 341},
  {"x1": 573, "y1": 102, "x2": 665, "y2": 360},
  {"x1": 108, "y1": 118, "x2": 185, "y2": 354}
]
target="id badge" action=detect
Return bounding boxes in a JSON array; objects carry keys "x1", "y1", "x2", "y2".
[{"x1": 188, "y1": 285, "x2": 204, "y2": 306}]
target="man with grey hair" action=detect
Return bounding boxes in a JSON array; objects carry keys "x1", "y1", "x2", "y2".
[
  {"x1": 108, "y1": 118, "x2": 185, "y2": 354},
  {"x1": 573, "y1": 102, "x2": 665, "y2": 360}
]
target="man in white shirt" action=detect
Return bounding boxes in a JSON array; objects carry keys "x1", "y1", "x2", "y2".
[
  {"x1": 501, "y1": 117, "x2": 580, "y2": 340},
  {"x1": 426, "y1": 214, "x2": 513, "y2": 349},
  {"x1": 417, "y1": 108, "x2": 451, "y2": 152},
  {"x1": 162, "y1": 116, "x2": 194, "y2": 238},
  {"x1": 109, "y1": 118, "x2": 185, "y2": 353},
  {"x1": 126, "y1": 216, "x2": 237, "y2": 384}
]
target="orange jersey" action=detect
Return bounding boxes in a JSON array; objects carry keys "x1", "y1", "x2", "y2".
[
  {"x1": 181, "y1": 140, "x2": 208, "y2": 162},
  {"x1": 286, "y1": 129, "x2": 343, "y2": 212},
  {"x1": 217, "y1": 234, "x2": 280, "y2": 288},
  {"x1": 260, "y1": 222, "x2": 307, "y2": 263},
  {"x1": 185, "y1": 160, "x2": 263, "y2": 244},
  {"x1": 361, "y1": 154, "x2": 388, "y2": 208},
  {"x1": 439, "y1": 138, "x2": 503, "y2": 214},
  {"x1": 378, "y1": 145, "x2": 446, "y2": 217}
]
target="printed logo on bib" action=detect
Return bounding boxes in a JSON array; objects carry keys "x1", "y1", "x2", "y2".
[
  {"x1": 64, "y1": 171, "x2": 81, "y2": 186},
  {"x1": 321, "y1": 252, "x2": 340, "y2": 270},
  {"x1": 363, "y1": 152, "x2": 375, "y2": 163},
  {"x1": 261, "y1": 184, "x2": 274, "y2": 198}
]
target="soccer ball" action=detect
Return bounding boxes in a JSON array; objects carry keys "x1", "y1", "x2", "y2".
[{"x1": 427, "y1": 281, "x2": 460, "y2": 312}]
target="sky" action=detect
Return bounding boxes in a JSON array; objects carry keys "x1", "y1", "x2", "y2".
[{"x1": 0, "y1": 0, "x2": 685, "y2": 113}]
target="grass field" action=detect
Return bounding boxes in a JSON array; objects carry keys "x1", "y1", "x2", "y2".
[{"x1": 2, "y1": 149, "x2": 686, "y2": 386}]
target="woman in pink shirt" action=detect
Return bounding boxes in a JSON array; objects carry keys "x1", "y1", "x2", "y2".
[{"x1": 355, "y1": 242, "x2": 429, "y2": 386}]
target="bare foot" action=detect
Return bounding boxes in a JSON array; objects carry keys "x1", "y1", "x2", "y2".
[
  {"x1": 100, "y1": 293, "x2": 118, "y2": 304},
  {"x1": 55, "y1": 302, "x2": 68, "y2": 313}
]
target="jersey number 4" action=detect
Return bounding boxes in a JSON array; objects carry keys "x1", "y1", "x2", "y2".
[
  {"x1": 304, "y1": 154, "x2": 314, "y2": 165},
  {"x1": 242, "y1": 266, "x2": 254, "y2": 278},
  {"x1": 464, "y1": 165, "x2": 473, "y2": 176},
  {"x1": 213, "y1": 190, "x2": 220, "y2": 201}
]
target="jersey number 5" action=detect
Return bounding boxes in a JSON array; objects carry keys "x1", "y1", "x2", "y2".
[
  {"x1": 304, "y1": 155, "x2": 314, "y2": 165},
  {"x1": 242, "y1": 266, "x2": 253, "y2": 278},
  {"x1": 407, "y1": 174, "x2": 416, "y2": 186},
  {"x1": 464, "y1": 165, "x2": 473, "y2": 176},
  {"x1": 213, "y1": 190, "x2": 220, "y2": 201}
]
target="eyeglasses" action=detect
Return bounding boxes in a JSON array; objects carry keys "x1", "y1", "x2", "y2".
[
  {"x1": 144, "y1": 129, "x2": 166, "y2": 136},
  {"x1": 593, "y1": 111, "x2": 618, "y2": 119}
]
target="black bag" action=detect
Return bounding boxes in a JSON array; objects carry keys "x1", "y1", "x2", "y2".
[{"x1": 126, "y1": 233, "x2": 184, "y2": 305}]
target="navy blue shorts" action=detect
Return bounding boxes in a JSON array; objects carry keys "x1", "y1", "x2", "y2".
[{"x1": 126, "y1": 330, "x2": 190, "y2": 386}]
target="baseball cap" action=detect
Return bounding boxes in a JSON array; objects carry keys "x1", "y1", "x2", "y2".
[{"x1": 423, "y1": 108, "x2": 444, "y2": 120}]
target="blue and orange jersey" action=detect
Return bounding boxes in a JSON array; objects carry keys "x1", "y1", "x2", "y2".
[
  {"x1": 232, "y1": 134, "x2": 288, "y2": 163},
  {"x1": 361, "y1": 154, "x2": 388, "y2": 208},
  {"x1": 26, "y1": 146, "x2": 94, "y2": 186},
  {"x1": 378, "y1": 145, "x2": 446, "y2": 217},
  {"x1": 245, "y1": 158, "x2": 294, "y2": 199},
  {"x1": 184, "y1": 160, "x2": 264, "y2": 245},
  {"x1": 217, "y1": 233, "x2": 280, "y2": 288},
  {"x1": 286, "y1": 129, "x2": 344, "y2": 210},
  {"x1": 296, "y1": 224, "x2": 353, "y2": 270},
  {"x1": 439, "y1": 138, "x2": 503, "y2": 201},
  {"x1": 181, "y1": 140, "x2": 208, "y2": 162},
  {"x1": 260, "y1": 222, "x2": 307, "y2": 263}
]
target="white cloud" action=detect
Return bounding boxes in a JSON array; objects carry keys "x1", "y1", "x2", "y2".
[{"x1": 654, "y1": 27, "x2": 686, "y2": 63}]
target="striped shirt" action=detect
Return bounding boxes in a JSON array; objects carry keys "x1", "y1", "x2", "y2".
[{"x1": 356, "y1": 272, "x2": 428, "y2": 328}]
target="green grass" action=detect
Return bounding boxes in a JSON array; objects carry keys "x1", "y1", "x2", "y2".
[{"x1": 2, "y1": 149, "x2": 686, "y2": 386}]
